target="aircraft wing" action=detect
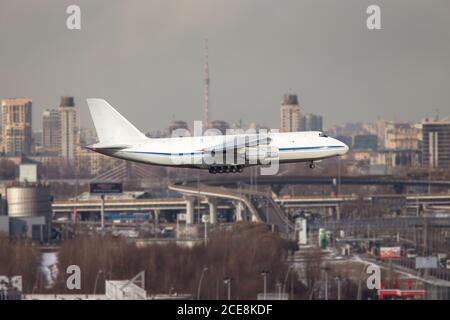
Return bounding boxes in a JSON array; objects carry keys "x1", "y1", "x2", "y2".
[{"x1": 201, "y1": 134, "x2": 271, "y2": 152}]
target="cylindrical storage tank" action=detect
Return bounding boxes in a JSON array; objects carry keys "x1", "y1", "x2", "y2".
[{"x1": 6, "y1": 186, "x2": 52, "y2": 222}]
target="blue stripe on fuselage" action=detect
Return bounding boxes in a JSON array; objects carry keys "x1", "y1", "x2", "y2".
[{"x1": 123, "y1": 145, "x2": 345, "y2": 156}]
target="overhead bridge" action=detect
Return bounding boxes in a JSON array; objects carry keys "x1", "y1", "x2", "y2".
[
  {"x1": 179, "y1": 175, "x2": 450, "y2": 194},
  {"x1": 52, "y1": 193, "x2": 450, "y2": 215}
]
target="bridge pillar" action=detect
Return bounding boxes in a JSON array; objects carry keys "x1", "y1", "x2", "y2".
[
  {"x1": 153, "y1": 209, "x2": 160, "y2": 224},
  {"x1": 206, "y1": 198, "x2": 217, "y2": 224},
  {"x1": 327, "y1": 207, "x2": 333, "y2": 217},
  {"x1": 234, "y1": 201, "x2": 245, "y2": 222},
  {"x1": 184, "y1": 196, "x2": 195, "y2": 225}
]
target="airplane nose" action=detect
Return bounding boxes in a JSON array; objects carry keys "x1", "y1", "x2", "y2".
[
  {"x1": 333, "y1": 138, "x2": 349, "y2": 155},
  {"x1": 342, "y1": 143, "x2": 349, "y2": 154},
  {"x1": 338, "y1": 140, "x2": 349, "y2": 155}
]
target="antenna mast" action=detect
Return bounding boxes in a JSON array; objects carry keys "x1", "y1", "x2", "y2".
[{"x1": 203, "y1": 38, "x2": 210, "y2": 129}]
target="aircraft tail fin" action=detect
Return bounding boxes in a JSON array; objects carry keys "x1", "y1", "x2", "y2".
[{"x1": 87, "y1": 99, "x2": 147, "y2": 145}]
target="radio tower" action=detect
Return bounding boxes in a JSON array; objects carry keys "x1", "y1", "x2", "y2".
[{"x1": 203, "y1": 38, "x2": 210, "y2": 129}]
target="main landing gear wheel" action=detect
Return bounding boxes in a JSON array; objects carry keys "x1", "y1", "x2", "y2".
[
  {"x1": 309, "y1": 162, "x2": 315, "y2": 169},
  {"x1": 208, "y1": 165, "x2": 245, "y2": 174}
]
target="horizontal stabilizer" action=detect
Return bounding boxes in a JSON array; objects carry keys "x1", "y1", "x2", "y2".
[{"x1": 85, "y1": 144, "x2": 131, "y2": 151}]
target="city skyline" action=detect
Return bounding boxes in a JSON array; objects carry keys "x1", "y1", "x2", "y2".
[
  {"x1": 0, "y1": 93, "x2": 446, "y2": 135},
  {"x1": 0, "y1": 0, "x2": 449, "y2": 132}
]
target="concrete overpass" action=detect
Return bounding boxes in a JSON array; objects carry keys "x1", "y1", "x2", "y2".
[
  {"x1": 52, "y1": 193, "x2": 450, "y2": 218},
  {"x1": 179, "y1": 175, "x2": 450, "y2": 194}
]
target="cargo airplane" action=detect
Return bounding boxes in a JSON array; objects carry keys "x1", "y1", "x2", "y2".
[{"x1": 86, "y1": 99, "x2": 349, "y2": 174}]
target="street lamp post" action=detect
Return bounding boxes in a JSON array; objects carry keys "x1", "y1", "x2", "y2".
[
  {"x1": 321, "y1": 267, "x2": 330, "y2": 300},
  {"x1": 197, "y1": 267, "x2": 208, "y2": 300},
  {"x1": 223, "y1": 277, "x2": 232, "y2": 300},
  {"x1": 93, "y1": 270, "x2": 104, "y2": 295},
  {"x1": 357, "y1": 264, "x2": 369, "y2": 300},
  {"x1": 202, "y1": 214, "x2": 209, "y2": 244},
  {"x1": 100, "y1": 195, "x2": 105, "y2": 231},
  {"x1": 260, "y1": 270, "x2": 269, "y2": 300},
  {"x1": 282, "y1": 265, "x2": 294, "y2": 296},
  {"x1": 335, "y1": 276, "x2": 342, "y2": 300},
  {"x1": 276, "y1": 281, "x2": 282, "y2": 300}
]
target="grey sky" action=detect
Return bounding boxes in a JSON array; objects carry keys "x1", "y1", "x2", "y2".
[{"x1": 1, "y1": 0, "x2": 449, "y2": 132}]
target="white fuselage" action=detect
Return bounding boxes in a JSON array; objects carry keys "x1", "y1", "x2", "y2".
[{"x1": 92, "y1": 131, "x2": 348, "y2": 169}]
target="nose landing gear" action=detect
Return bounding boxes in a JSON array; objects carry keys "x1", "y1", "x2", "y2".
[{"x1": 309, "y1": 161, "x2": 315, "y2": 169}]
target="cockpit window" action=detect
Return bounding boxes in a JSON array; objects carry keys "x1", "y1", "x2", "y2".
[{"x1": 319, "y1": 132, "x2": 328, "y2": 137}]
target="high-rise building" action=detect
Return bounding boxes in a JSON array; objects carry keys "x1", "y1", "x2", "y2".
[
  {"x1": 59, "y1": 96, "x2": 78, "y2": 161},
  {"x1": 300, "y1": 113, "x2": 323, "y2": 131},
  {"x1": 353, "y1": 134, "x2": 378, "y2": 150},
  {"x1": 79, "y1": 127, "x2": 98, "y2": 146},
  {"x1": 280, "y1": 94, "x2": 300, "y2": 132},
  {"x1": 167, "y1": 120, "x2": 189, "y2": 137},
  {"x1": 421, "y1": 119, "x2": 450, "y2": 168},
  {"x1": 1, "y1": 98, "x2": 32, "y2": 155},
  {"x1": 210, "y1": 120, "x2": 230, "y2": 135},
  {"x1": 384, "y1": 123, "x2": 421, "y2": 150},
  {"x1": 42, "y1": 109, "x2": 61, "y2": 153}
]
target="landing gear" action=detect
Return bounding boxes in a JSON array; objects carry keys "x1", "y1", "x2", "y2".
[
  {"x1": 309, "y1": 161, "x2": 315, "y2": 169},
  {"x1": 208, "y1": 165, "x2": 244, "y2": 174}
]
